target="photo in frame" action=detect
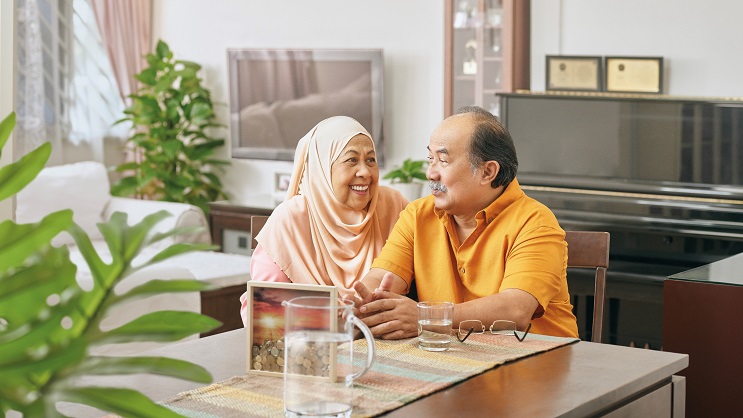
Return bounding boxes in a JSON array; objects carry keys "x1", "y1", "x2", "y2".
[
  {"x1": 605, "y1": 56, "x2": 664, "y2": 94},
  {"x1": 274, "y1": 172, "x2": 291, "y2": 193},
  {"x1": 545, "y1": 55, "x2": 603, "y2": 92},
  {"x1": 246, "y1": 281, "x2": 337, "y2": 379}
]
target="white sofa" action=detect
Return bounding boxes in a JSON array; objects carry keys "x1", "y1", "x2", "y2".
[{"x1": 15, "y1": 161, "x2": 250, "y2": 354}]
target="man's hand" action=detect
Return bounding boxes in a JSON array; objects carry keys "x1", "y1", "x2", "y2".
[{"x1": 357, "y1": 288, "x2": 419, "y2": 339}]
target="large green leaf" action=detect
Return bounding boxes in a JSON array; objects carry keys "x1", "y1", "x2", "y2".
[
  {"x1": 0, "y1": 141, "x2": 52, "y2": 202},
  {"x1": 59, "y1": 387, "x2": 183, "y2": 418},
  {"x1": 0, "y1": 337, "x2": 87, "y2": 378},
  {"x1": 94, "y1": 311, "x2": 221, "y2": 344},
  {"x1": 66, "y1": 223, "x2": 119, "y2": 292},
  {"x1": 148, "y1": 226, "x2": 216, "y2": 248},
  {"x1": 74, "y1": 356, "x2": 212, "y2": 383},
  {"x1": 0, "y1": 112, "x2": 15, "y2": 152},
  {"x1": 109, "y1": 279, "x2": 213, "y2": 307},
  {"x1": 147, "y1": 242, "x2": 210, "y2": 264},
  {"x1": 0, "y1": 246, "x2": 78, "y2": 327},
  {"x1": 0, "y1": 210, "x2": 73, "y2": 272},
  {"x1": 0, "y1": 297, "x2": 83, "y2": 368}
]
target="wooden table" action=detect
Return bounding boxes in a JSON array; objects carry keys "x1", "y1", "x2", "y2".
[{"x1": 57, "y1": 329, "x2": 688, "y2": 417}]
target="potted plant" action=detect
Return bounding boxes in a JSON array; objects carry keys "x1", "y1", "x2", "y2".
[
  {"x1": 383, "y1": 158, "x2": 428, "y2": 201},
  {"x1": 0, "y1": 112, "x2": 220, "y2": 417},
  {"x1": 111, "y1": 39, "x2": 230, "y2": 215}
]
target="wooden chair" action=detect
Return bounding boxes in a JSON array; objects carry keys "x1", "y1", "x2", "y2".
[
  {"x1": 565, "y1": 231, "x2": 610, "y2": 343},
  {"x1": 250, "y1": 215, "x2": 269, "y2": 250}
]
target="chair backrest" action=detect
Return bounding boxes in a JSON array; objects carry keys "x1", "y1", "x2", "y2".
[
  {"x1": 565, "y1": 231, "x2": 610, "y2": 343},
  {"x1": 250, "y1": 215, "x2": 269, "y2": 250}
]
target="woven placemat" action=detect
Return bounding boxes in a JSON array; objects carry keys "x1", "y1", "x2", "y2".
[{"x1": 162, "y1": 333, "x2": 578, "y2": 417}]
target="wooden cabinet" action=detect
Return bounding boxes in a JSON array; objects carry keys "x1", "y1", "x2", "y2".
[
  {"x1": 208, "y1": 195, "x2": 277, "y2": 254},
  {"x1": 444, "y1": 0, "x2": 530, "y2": 117},
  {"x1": 200, "y1": 284, "x2": 246, "y2": 337},
  {"x1": 664, "y1": 253, "x2": 743, "y2": 418},
  {"x1": 201, "y1": 196, "x2": 277, "y2": 337}
]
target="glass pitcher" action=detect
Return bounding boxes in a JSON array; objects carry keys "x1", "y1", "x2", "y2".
[{"x1": 282, "y1": 296, "x2": 375, "y2": 418}]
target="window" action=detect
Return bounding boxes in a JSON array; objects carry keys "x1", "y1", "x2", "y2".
[{"x1": 15, "y1": 0, "x2": 125, "y2": 165}]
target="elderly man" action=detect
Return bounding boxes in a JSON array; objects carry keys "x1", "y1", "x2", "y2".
[{"x1": 350, "y1": 106, "x2": 578, "y2": 339}]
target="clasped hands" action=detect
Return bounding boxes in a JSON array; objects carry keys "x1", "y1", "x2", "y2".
[{"x1": 342, "y1": 272, "x2": 419, "y2": 340}]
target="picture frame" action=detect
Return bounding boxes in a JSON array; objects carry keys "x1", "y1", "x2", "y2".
[
  {"x1": 274, "y1": 172, "x2": 291, "y2": 193},
  {"x1": 545, "y1": 55, "x2": 603, "y2": 92},
  {"x1": 246, "y1": 281, "x2": 337, "y2": 379},
  {"x1": 604, "y1": 56, "x2": 664, "y2": 94}
]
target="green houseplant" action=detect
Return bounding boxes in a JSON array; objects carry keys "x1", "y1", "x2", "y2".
[
  {"x1": 383, "y1": 158, "x2": 428, "y2": 201},
  {"x1": 0, "y1": 112, "x2": 221, "y2": 417},
  {"x1": 111, "y1": 39, "x2": 229, "y2": 215},
  {"x1": 383, "y1": 158, "x2": 428, "y2": 184}
]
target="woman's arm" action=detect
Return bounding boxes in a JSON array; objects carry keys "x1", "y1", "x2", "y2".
[{"x1": 239, "y1": 244, "x2": 291, "y2": 326}]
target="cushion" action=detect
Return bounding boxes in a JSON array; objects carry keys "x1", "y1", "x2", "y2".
[{"x1": 16, "y1": 161, "x2": 110, "y2": 245}]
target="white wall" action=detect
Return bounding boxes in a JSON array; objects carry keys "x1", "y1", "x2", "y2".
[
  {"x1": 153, "y1": 0, "x2": 743, "y2": 199},
  {"x1": 153, "y1": 0, "x2": 444, "y2": 200},
  {"x1": 0, "y1": 0, "x2": 15, "y2": 221},
  {"x1": 531, "y1": 0, "x2": 743, "y2": 97}
]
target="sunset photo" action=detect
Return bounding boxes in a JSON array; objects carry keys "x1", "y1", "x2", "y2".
[{"x1": 246, "y1": 282, "x2": 337, "y2": 376}]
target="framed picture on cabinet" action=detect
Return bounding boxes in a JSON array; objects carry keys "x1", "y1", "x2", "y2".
[
  {"x1": 274, "y1": 172, "x2": 291, "y2": 193},
  {"x1": 605, "y1": 56, "x2": 664, "y2": 94},
  {"x1": 546, "y1": 55, "x2": 603, "y2": 92}
]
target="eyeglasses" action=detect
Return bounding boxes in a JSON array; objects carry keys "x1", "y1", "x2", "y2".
[{"x1": 456, "y1": 320, "x2": 532, "y2": 343}]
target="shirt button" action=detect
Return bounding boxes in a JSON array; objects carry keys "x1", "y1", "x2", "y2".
[{"x1": 460, "y1": 268, "x2": 465, "y2": 273}]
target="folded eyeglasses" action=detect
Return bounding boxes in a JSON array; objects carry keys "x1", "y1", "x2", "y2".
[{"x1": 456, "y1": 319, "x2": 532, "y2": 343}]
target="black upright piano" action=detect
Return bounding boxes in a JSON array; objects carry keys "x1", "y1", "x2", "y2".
[{"x1": 499, "y1": 91, "x2": 743, "y2": 347}]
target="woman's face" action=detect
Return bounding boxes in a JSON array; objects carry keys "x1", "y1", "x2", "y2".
[{"x1": 331, "y1": 134, "x2": 379, "y2": 211}]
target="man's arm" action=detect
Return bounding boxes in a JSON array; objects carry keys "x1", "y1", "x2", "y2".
[{"x1": 453, "y1": 288, "x2": 539, "y2": 331}]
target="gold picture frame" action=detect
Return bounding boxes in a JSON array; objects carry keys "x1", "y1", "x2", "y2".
[
  {"x1": 545, "y1": 55, "x2": 603, "y2": 92},
  {"x1": 246, "y1": 281, "x2": 337, "y2": 379},
  {"x1": 605, "y1": 56, "x2": 664, "y2": 94}
]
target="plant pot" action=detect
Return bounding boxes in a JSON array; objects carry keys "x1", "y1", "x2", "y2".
[{"x1": 391, "y1": 182, "x2": 424, "y2": 202}]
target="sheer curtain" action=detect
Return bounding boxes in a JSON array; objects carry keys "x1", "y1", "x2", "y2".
[
  {"x1": 15, "y1": 0, "x2": 131, "y2": 166},
  {"x1": 15, "y1": 0, "x2": 71, "y2": 165}
]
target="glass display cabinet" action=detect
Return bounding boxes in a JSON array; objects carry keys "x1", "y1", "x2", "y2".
[{"x1": 444, "y1": 0, "x2": 530, "y2": 117}]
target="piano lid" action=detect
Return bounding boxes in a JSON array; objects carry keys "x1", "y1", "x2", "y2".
[{"x1": 499, "y1": 92, "x2": 743, "y2": 197}]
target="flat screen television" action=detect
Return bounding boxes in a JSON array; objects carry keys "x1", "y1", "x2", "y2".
[{"x1": 227, "y1": 48, "x2": 385, "y2": 163}]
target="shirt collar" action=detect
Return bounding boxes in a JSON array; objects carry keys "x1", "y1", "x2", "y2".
[{"x1": 434, "y1": 178, "x2": 524, "y2": 223}]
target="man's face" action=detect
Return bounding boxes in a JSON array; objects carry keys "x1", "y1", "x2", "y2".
[
  {"x1": 426, "y1": 115, "x2": 484, "y2": 216},
  {"x1": 331, "y1": 134, "x2": 379, "y2": 211}
]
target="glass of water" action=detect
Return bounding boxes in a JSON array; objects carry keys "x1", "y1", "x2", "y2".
[{"x1": 417, "y1": 301, "x2": 454, "y2": 351}]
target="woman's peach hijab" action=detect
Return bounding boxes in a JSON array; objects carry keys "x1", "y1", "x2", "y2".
[{"x1": 255, "y1": 116, "x2": 407, "y2": 296}]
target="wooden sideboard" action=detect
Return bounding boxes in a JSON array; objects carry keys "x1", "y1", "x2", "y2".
[{"x1": 664, "y1": 251, "x2": 743, "y2": 417}]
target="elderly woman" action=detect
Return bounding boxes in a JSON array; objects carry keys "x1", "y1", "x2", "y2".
[{"x1": 240, "y1": 116, "x2": 408, "y2": 325}]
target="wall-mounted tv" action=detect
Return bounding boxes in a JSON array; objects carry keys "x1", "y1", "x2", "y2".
[{"x1": 227, "y1": 48, "x2": 385, "y2": 163}]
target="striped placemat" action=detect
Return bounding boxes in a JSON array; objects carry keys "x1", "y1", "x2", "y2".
[{"x1": 162, "y1": 333, "x2": 579, "y2": 417}]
